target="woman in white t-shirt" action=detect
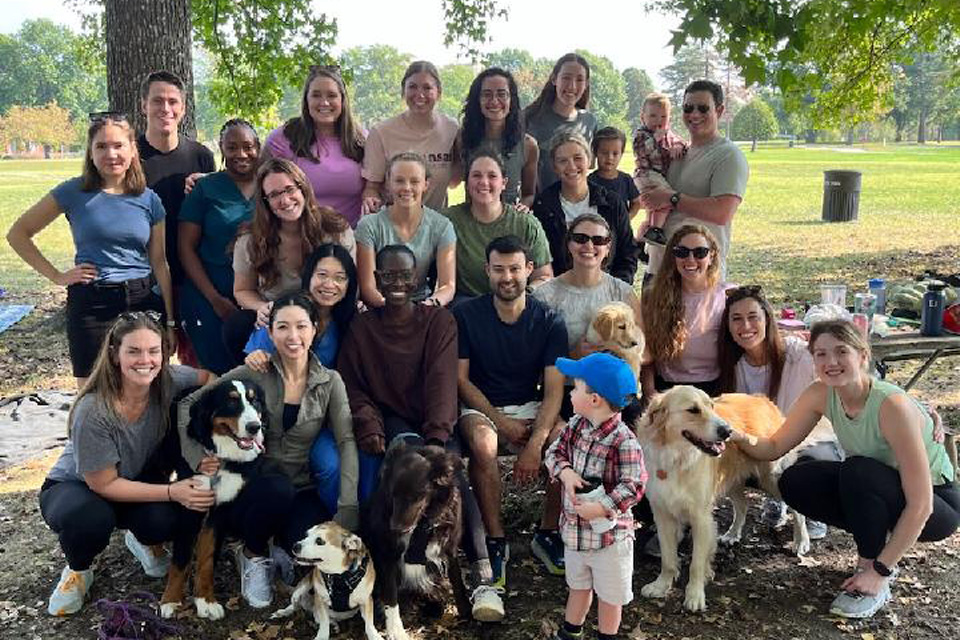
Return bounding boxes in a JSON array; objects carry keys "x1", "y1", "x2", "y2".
[
  {"x1": 640, "y1": 223, "x2": 731, "y2": 399},
  {"x1": 360, "y1": 60, "x2": 460, "y2": 213}
]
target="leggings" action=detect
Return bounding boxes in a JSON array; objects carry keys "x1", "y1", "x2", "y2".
[
  {"x1": 779, "y1": 456, "x2": 960, "y2": 558},
  {"x1": 312, "y1": 413, "x2": 488, "y2": 565},
  {"x1": 39, "y1": 478, "x2": 179, "y2": 571}
]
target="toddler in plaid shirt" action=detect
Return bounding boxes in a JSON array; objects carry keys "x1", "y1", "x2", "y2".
[{"x1": 544, "y1": 353, "x2": 646, "y2": 640}]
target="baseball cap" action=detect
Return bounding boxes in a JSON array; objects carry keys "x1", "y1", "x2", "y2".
[{"x1": 555, "y1": 352, "x2": 637, "y2": 408}]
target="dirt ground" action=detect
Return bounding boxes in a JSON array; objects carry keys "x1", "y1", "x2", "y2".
[{"x1": 1, "y1": 287, "x2": 960, "y2": 640}]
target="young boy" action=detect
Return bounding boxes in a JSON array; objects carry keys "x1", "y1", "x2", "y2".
[
  {"x1": 632, "y1": 92, "x2": 688, "y2": 248},
  {"x1": 589, "y1": 127, "x2": 643, "y2": 221},
  {"x1": 544, "y1": 353, "x2": 646, "y2": 640}
]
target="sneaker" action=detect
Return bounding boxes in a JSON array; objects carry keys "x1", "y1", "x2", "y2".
[
  {"x1": 487, "y1": 538, "x2": 510, "y2": 589},
  {"x1": 48, "y1": 566, "x2": 94, "y2": 616},
  {"x1": 234, "y1": 547, "x2": 274, "y2": 608},
  {"x1": 549, "y1": 627, "x2": 584, "y2": 640},
  {"x1": 829, "y1": 582, "x2": 891, "y2": 618},
  {"x1": 124, "y1": 530, "x2": 170, "y2": 578},
  {"x1": 470, "y1": 584, "x2": 505, "y2": 623},
  {"x1": 270, "y1": 543, "x2": 296, "y2": 586},
  {"x1": 530, "y1": 531, "x2": 565, "y2": 576},
  {"x1": 642, "y1": 226, "x2": 667, "y2": 247},
  {"x1": 807, "y1": 519, "x2": 828, "y2": 540},
  {"x1": 761, "y1": 499, "x2": 789, "y2": 529}
]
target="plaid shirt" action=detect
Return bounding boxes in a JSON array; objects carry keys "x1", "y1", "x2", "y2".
[
  {"x1": 544, "y1": 413, "x2": 647, "y2": 551},
  {"x1": 632, "y1": 126, "x2": 688, "y2": 179}
]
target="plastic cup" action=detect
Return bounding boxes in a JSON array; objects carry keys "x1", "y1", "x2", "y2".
[{"x1": 820, "y1": 284, "x2": 847, "y2": 307}]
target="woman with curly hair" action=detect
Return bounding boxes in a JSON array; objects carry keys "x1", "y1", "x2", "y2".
[
  {"x1": 263, "y1": 65, "x2": 366, "y2": 227},
  {"x1": 460, "y1": 67, "x2": 539, "y2": 207},
  {"x1": 223, "y1": 158, "x2": 354, "y2": 365},
  {"x1": 640, "y1": 223, "x2": 731, "y2": 399}
]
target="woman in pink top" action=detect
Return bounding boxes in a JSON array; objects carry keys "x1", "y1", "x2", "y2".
[
  {"x1": 263, "y1": 66, "x2": 366, "y2": 227},
  {"x1": 640, "y1": 223, "x2": 730, "y2": 399}
]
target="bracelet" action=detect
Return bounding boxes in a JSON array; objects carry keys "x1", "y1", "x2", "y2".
[
  {"x1": 165, "y1": 320, "x2": 177, "y2": 328},
  {"x1": 167, "y1": 483, "x2": 172, "y2": 502}
]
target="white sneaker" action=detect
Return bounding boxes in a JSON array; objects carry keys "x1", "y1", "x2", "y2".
[
  {"x1": 829, "y1": 581, "x2": 891, "y2": 618},
  {"x1": 234, "y1": 547, "x2": 274, "y2": 608},
  {"x1": 471, "y1": 584, "x2": 505, "y2": 622},
  {"x1": 124, "y1": 530, "x2": 170, "y2": 578},
  {"x1": 48, "y1": 566, "x2": 94, "y2": 616}
]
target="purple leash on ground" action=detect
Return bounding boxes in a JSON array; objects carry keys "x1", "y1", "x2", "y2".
[{"x1": 96, "y1": 591, "x2": 180, "y2": 640}]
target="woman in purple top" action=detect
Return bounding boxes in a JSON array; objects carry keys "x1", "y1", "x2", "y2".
[{"x1": 263, "y1": 66, "x2": 366, "y2": 227}]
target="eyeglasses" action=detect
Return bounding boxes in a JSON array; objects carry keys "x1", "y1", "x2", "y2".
[
  {"x1": 264, "y1": 184, "x2": 301, "y2": 203},
  {"x1": 570, "y1": 233, "x2": 612, "y2": 246},
  {"x1": 682, "y1": 104, "x2": 712, "y2": 114},
  {"x1": 375, "y1": 269, "x2": 416, "y2": 285},
  {"x1": 88, "y1": 111, "x2": 128, "y2": 123},
  {"x1": 314, "y1": 272, "x2": 350, "y2": 286},
  {"x1": 672, "y1": 245, "x2": 711, "y2": 259},
  {"x1": 480, "y1": 90, "x2": 510, "y2": 102}
]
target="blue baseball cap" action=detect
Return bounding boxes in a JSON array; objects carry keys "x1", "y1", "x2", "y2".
[{"x1": 555, "y1": 352, "x2": 637, "y2": 408}]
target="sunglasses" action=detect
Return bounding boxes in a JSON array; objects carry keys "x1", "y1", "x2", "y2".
[
  {"x1": 682, "y1": 104, "x2": 712, "y2": 114},
  {"x1": 118, "y1": 310, "x2": 162, "y2": 324},
  {"x1": 672, "y1": 245, "x2": 711, "y2": 259},
  {"x1": 88, "y1": 111, "x2": 128, "y2": 123},
  {"x1": 570, "y1": 233, "x2": 612, "y2": 246}
]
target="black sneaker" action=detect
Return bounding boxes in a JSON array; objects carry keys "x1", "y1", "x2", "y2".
[
  {"x1": 642, "y1": 226, "x2": 667, "y2": 247},
  {"x1": 486, "y1": 538, "x2": 509, "y2": 589},
  {"x1": 530, "y1": 530, "x2": 565, "y2": 576}
]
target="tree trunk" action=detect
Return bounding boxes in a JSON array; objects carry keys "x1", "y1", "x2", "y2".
[
  {"x1": 917, "y1": 110, "x2": 927, "y2": 144},
  {"x1": 104, "y1": 0, "x2": 196, "y2": 137},
  {"x1": 751, "y1": 138, "x2": 757, "y2": 152}
]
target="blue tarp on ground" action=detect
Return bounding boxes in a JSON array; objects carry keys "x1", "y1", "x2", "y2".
[{"x1": 0, "y1": 305, "x2": 33, "y2": 334}]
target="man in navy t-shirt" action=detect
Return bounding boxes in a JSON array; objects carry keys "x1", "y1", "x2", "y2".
[{"x1": 454, "y1": 235, "x2": 569, "y2": 593}]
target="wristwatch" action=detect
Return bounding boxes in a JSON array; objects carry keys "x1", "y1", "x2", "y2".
[
  {"x1": 669, "y1": 191, "x2": 681, "y2": 210},
  {"x1": 165, "y1": 319, "x2": 178, "y2": 328},
  {"x1": 872, "y1": 559, "x2": 894, "y2": 577}
]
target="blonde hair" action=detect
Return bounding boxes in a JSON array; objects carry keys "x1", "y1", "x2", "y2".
[
  {"x1": 81, "y1": 117, "x2": 146, "y2": 194},
  {"x1": 642, "y1": 92, "x2": 671, "y2": 111},
  {"x1": 642, "y1": 224, "x2": 721, "y2": 361},
  {"x1": 549, "y1": 130, "x2": 593, "y2": 166}
]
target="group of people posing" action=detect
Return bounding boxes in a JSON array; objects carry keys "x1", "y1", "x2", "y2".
[{"x1": 6, "y1": 52, "x2": 958, "y2": 638}]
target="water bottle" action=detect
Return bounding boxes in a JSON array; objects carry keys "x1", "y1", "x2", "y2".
[
  {"x1": 921, "y1": 284, "x2": 946, "y2": 336},
  {"x1": 869, "y1": 278, "x2": 886, "y2": 315}
]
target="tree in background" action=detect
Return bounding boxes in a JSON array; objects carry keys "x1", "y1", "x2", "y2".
[
  {"x1": 575, "y1": 50, "x2": 628, "y2": 132},
  {"x1": 438, "y1": 64, "x2": 477, "y2": 120},
  {"x1": 731, "y1": 98, "x2": 778, "y2": 151},
  {"x1": 341, "y1": 45, "x2": 411, "y2": 129},
  {"x1": 1, "y1": 103, "x2": 77, "y2": 156},
  {"x1": 623, "y1": 67, "x2": 655, "y2": 130},
  {"x1": 652, "y1": 0, "x2": 960, "y2": 127},
  {"x1": 658, "y1": 43, "x2": 745, "y2": 136},
  {"x1": 0, "y1": 19, "x2": 106, "y2": 120}
]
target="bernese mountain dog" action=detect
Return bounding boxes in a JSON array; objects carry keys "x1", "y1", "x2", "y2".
[{"x1": 160, "y1": 379, "x2": 269, "y2": 620}]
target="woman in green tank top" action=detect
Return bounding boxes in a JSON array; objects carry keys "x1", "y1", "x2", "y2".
[{"x1": 731, "y1": 319, "x2": 958, "y2": 620}]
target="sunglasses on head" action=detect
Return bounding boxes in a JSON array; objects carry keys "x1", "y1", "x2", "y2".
[
  {"x1": 570, "y1": 233, "x2": 612, "y2": 246},
  {"x1": 682, "y1": 104, "x2": 711, "y2": 114},
  {"x1": 88, "y1": 111, "x2": 128, "y2": 123},
  {"x1": 672, "y1": 245, "x2": 711, "y2": 259},
  {"x1": 118, "y1": 310, "x2": 162, "y2": 324}
]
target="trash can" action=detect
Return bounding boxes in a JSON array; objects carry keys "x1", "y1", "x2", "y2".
[{"x1": 821, "y1": 170, "x2": 862, "y2": 222}]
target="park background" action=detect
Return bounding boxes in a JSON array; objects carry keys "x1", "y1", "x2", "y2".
[{"x1": 1, "y1": 1, "x2": 959, "y2": 639}]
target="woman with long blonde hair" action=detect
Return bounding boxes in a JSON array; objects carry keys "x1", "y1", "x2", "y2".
[{"x1": 640, "y1": 223, "x2": 729, "y2": 398}]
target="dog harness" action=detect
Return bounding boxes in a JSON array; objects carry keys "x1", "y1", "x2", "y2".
[{"x1": 322, "y1": 555, "x2": 369, "y2": 613}]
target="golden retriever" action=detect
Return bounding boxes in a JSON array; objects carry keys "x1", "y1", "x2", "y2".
[
  {"x1": 586, "y1": 302, "x2": 643, "y2": 378},
  {"x1": 634, "y1": 387, "x2": 811, "y2": 612}
]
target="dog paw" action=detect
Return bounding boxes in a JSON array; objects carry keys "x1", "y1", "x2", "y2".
[
  {"x1": 159, "y1": 601, "x2": 179, "y2": 619},
  {"x1": 271, "y1": 604, "x2": 294, "y2": 619},
  {"x1": 718, "y1": 530, "x2": 741, "y2": 546},
  {"x1": 194, "y1": 597, "x2": 225, "y2": 620},
  {"x1": 789, "y1": 537, "x2": 811, "y2": 557},
  {"x1": 641, "y1": 577, "x2": 673, "y2": 599},
  {"x1": 683, "y1": 586, "x2": 707, "y2": 612},
  {"x1": 384, "y1": 605, "x2": 410, "y2": 640}
]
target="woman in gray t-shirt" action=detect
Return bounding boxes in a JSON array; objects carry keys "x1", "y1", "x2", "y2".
[{"x1": 39, "y1": 313, "x2": 213, "y2": 616}]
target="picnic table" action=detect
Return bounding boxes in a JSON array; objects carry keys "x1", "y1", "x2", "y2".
[{"x1": 871, "y1": 331, "x2": 960, "y2": 391}]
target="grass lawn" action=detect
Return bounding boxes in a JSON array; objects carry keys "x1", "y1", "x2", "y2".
[{"x1": 2, "y1": 145, "x2": 958, "y2": 302}]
